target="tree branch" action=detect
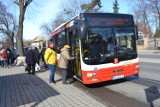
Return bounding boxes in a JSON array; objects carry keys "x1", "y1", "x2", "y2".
[
  {"x1": 14, "y1": 0, "x2": 19, "y2": 5},
  {"x1": 25, "y1": 0, "x2": 32, "y2": 7}
]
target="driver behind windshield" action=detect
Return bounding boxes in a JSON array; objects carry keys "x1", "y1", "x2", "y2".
[
  {"x1": 89, "y1": 34, "x2": 103, "y2": 58},
  {"x1": 107, "y1": 36, "x2": 114, "y2": 53}
]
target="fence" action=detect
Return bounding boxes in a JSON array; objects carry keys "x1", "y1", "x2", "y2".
[{"x1": 148, "y1": 38, "x2": 160, "y2": 50}]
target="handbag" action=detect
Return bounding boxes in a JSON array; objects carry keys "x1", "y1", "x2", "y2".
[{"x1": 35, "y1": 63, "x2": 41, "y2": 71}]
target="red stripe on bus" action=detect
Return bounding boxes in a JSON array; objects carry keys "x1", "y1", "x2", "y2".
[{"x1": 49, "y1": 29, "x2": 61, "y2": 37}]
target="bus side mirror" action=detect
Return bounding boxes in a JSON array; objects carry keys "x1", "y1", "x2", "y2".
[
  {"x1": 135, "y1": 25, "x2": 138, "y2": 40},
  {"x1": 80, "y1": 20, "x2": 87, "y2": 40}
]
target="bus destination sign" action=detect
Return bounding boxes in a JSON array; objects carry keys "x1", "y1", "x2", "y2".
[{"x1": 87, "y1": 17, "x2": 133, "y2": 27}]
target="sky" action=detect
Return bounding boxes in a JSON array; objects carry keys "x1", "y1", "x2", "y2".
[{"x1": 2, "y1": 0, "x2": 130, "y2": 40}]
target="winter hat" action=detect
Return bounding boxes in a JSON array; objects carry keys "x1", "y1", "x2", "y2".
[{"x1": 64, "y1": 45, "x2": 70, "y2": 49}]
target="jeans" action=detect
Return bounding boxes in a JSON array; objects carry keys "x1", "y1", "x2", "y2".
[
  {"x1": 1, "y1": 60, "x2": 7, "y2": 67},
  {"x1": 47, "y1": 64, "x2": 56, "y2": 83}
]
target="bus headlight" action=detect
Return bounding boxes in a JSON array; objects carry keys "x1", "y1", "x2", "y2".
[
  {"x1": 86, "y1": 73, "x2": 96, "y2": 77},
  {"x1": 135, "y1": 64, "x2": 140, "y2": 72},
  {"x1": 135, "y1": 65, "x2": 139, "y2": 69}
]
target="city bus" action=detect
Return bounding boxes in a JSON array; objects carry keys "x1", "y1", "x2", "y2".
[{"x1": 49, "y1": 13, "x2": 140, "y2": 84}]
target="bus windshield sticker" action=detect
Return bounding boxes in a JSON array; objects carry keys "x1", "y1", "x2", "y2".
[{"x1": 94, "y1": 67, "x2": 98, "y2": 71}]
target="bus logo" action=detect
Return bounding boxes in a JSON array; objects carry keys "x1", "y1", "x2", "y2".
[{"x1": 112, "y1": 68, "x2": 123, "y2": 73}]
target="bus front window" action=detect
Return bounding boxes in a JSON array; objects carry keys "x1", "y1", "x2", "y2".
[
  {"x1": 82, "y1": 28, "x2": 115, "y2": 65},
  {"x1": 115, "y1": 28, "x2": 137, "y2": 60}
]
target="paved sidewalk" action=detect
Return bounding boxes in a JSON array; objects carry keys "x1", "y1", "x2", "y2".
[{"x1": 0, "y1": 66, "x2": 106, "y2": 107}]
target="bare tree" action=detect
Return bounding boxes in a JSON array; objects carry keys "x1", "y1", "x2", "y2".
[
  {"x1": 147, "y1": 0, "x2": 160, "y2": 29},
  {"x1": 81, "y1": 0, "x2": 102, "y2": 12},
  {"x1": 52, "y1": 14, "x2": 66, "y2": 29},
  {"x1": 41, "y1": 14, "x2": 66, "y2": 36},
  {"x1": 23, "y1": 39, "x2": 32, "y2": 47},
  {"x1": 128, "y1": 0, "x2": 152, "y2": 38},
  {"x1": 0, "y1": 1, "x2": 17, "y2": 50},
  {"x1": 14, "y1": 0, "x2": 32, "y2": 56},
  {"x1": 41, "y1": 23, "x2": 52, "y2": 36},
  {"x1": 41, "y1": 0, "x2": 91, "y2": 35}
]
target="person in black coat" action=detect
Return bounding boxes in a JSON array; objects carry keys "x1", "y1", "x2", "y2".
[
  {"x1": 33, "y1": 47, "x2": 40, "y2": 65},
  {"x1": 40, "y1": 47, "x2": 47, "y2": 68},
  {"x1": 6, "y1": 47, "x2": 12, "y2": 67},
  {"x1": 25, "y1": 47, "x2": 36, "y2": 75}
]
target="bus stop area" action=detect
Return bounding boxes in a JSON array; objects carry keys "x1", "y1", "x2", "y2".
[{"x1": 0, "y1": 66, "x2": 105, "y2": 107}]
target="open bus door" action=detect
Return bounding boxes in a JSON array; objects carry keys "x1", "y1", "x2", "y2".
[{"x1": 68, "y1": 29, "x2": 82, "y2": 81}]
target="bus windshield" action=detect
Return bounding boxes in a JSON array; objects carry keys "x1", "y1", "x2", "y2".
[
  {"x1": 115, "y1": 28, "x2": 137, "y2": 60},
  {"x1": 82, "y1": 27, "x2": 137, "y2": 65}
]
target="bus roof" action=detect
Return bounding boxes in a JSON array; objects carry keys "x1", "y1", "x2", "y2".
[{"x1": 49, "y1": 13, "x2": 134, "y2": 37}]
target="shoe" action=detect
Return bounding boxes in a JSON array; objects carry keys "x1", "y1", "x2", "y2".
[
  {"x1": 49, "y1": 82, "x2": 56, "y2": 86},
  {"x1": 63, "y1": 82, "x2": 69, "y2": 84}
]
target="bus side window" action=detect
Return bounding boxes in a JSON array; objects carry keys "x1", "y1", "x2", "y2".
[
  {"x1": 72, "y1": 30, "x2": 79, "y2": 48},
  {"x1": 57, "y1": 31, "x2": 66, "y2": 53}
]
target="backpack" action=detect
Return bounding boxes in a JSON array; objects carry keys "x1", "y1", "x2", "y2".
[{"x1": 1, "y1": 51, "x2": 7, "y2": 58}]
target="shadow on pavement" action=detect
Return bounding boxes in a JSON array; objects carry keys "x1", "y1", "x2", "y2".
[
  {"x1": 145, "y1": 86, "x2": 160, "y2": 107},
  {"x1": 0, "y1": 72, "x2": 60, "y2": 107}
]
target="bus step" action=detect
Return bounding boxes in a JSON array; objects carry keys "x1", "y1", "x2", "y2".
[{"x1": 73, "y1": 75, "x2": 82, "y2": 82}]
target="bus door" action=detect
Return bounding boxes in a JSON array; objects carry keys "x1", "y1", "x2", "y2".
[{"x1": 68, "y1": 29, "x2": 82, "y2": 80}]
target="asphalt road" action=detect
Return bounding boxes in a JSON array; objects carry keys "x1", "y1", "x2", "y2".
[
  {"x1": 138, "y1": 50, "x2": 160, "y2": 81},
  {"x1": 70, "y1": 50, "x2": 160, "y2": 107}
]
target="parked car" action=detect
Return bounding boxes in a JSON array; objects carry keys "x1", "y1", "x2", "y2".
[{"x1": 14, "y1": 46, "x2": 31, "y2": 56}]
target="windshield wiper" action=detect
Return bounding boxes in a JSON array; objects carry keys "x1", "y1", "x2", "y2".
[{"x1": 99, "y1": 53, "x2": 113, "y2": 63}]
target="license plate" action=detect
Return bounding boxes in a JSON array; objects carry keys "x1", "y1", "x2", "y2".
[{"x1": 112, "y1": 74, "x2": 124, "y2": 80}]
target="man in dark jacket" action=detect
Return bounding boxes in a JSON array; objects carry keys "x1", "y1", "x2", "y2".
[
  {"x1": 33, "y1": 47, "x2": 40, "y2": 65},
  {"x1": 25, "y1": 47, "x2": 36, "y2": 75},
  {"x1": 40, "y1": 47, "x2": 47, "y2": 68},
  {"x1": 6, "y1": 47, "x2": 12, "y2": 67}
]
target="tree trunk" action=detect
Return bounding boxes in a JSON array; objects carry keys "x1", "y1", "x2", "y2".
[
  {"x1": 17, "y1": 24, "x2": 24, "y2": 56},
  {"x1": 16, "y1": 2, "x2": 26, "y2": 56},
  {"x1": 10, "y1": 32, "x2": 14, "y2": 51}
]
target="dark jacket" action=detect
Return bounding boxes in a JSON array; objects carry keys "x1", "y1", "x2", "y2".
[
  {"x1": 40, "y1": 47, "x2": 46, "y2": 61},
  {"x1": 6, "y1": 48, "x2": 12, "y2": 59},
  {"x1": 33, "y1": 48, "x2": 40, "y2": 63},
  {"x1": 25, "y1": 49, "x2": 36, "y2": 65}
]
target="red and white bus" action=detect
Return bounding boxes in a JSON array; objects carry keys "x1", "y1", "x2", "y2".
[{"x1": 49, "y1": 13, "x2": 140, "y2": 84}]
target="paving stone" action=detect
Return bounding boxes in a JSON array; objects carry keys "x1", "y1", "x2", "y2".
[{"x1": 0, "y1": 66, "x2": 106, "y2": 107}]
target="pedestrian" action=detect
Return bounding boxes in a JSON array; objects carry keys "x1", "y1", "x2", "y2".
[
  {"x1": 58, "y1": 45, "x2": 74, "y2": 84},
  {"x1": 6, "y1": 47, "x2": 12, "y2": 67},
  {"x1": 33, "y1": 46, "x2": 40, "y2": 65},
  {"x1": 44, "y1": 41, "x2": 57, "y2": 85},
  {"x1": 40, "y1": 44, "x2": 47, "y2": 68},
  {"x1": 25, "y1": 47, "x2": 36, "y2": 75},
  {"x1": 0, "y1": 47, "x2": 7, "y2": 68}
]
